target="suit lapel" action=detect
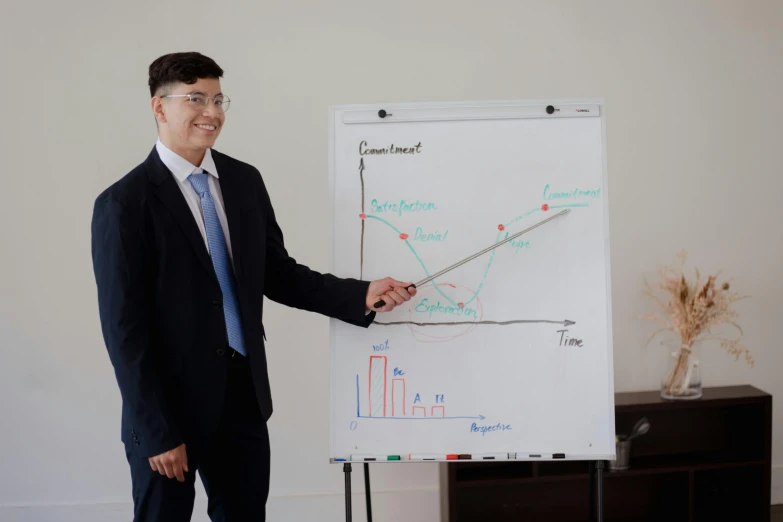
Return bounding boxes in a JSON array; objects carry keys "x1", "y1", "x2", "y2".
[
  {"x1": 212, "y1": 151, "x2": 244, "y2": 281},
  {"x1": 145, "y1": 148, "x2": 219, "y2": 286}
]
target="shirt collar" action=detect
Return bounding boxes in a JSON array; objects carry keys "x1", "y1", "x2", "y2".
[{"x1": 156, "y1": 139, "x2": 219, "y2": 182}]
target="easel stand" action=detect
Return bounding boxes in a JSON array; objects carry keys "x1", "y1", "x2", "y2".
[
  {"x1": 344, "y1": 460, "x2": 603, "y2": 522},
  {"x1": 343, "y1": 463, "x2": 373, "y2": 522},
  {"x1": 588, "y1": 460, "x2": 605, "y2": 522}
]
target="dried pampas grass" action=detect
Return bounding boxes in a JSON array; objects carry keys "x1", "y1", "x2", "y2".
[{"x1": 641, "y1": 250, "x2": 752, "y2": 396}]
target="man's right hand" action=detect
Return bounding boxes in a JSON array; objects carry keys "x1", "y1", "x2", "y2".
[{"x1": 149, "y1": 443, "x2": 189, "y2": 482}]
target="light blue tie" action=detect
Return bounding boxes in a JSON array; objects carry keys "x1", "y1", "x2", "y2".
[{"x1": 188, "y1": 173, "x2": 247, "y2": 356}]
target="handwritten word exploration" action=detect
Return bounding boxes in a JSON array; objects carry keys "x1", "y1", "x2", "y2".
[{"x1": 415, "y1": 298, "x2": 479, "y2": 320}]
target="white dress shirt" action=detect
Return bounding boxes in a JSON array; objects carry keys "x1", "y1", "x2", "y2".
[
  {"x1": 156, "y1": 139, "x2": 234, "y2": 264},
  {"x1": 157, "y1": 139, "x2": 372, "y2": 314}
]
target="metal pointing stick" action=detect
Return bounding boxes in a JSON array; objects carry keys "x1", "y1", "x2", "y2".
[{"x1": 373, "y1": 208, "x2": 571, "y2": 309}]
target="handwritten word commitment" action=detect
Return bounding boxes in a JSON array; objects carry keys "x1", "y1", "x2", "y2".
[
  {"x1": 360, "y1": 141, "x2": 423, "y2": 155},
  {"x1": 370, "y1": 199, "x2": 437, "y2": 216},
  {"x1": 414, "y1": 299, "x2": 478, "y2": 319},
  {"x1": 471, "y1": 422, "x2": 512, "y2": 436},
  {"x1": 543, "y1": 184, "x2": 601, "y2": 200}
]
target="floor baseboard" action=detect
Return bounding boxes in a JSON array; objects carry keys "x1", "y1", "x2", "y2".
[{"x1": 0, "y1": 488, "x2": 439, "y2": 522}]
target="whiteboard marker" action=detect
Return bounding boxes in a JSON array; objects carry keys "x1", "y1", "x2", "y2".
[
  {"x1": 517, "y1": 453, "x2": 552, "y2": 459},
  {"x1": 472, "y1": 453, "x2": 509, "y2": 461},
  {"x1": 350, "y1": 454, "x2": 383, "y2": 462},
  {"x1": 408, "y1": 453, "x2": 445, "y2": 461}
]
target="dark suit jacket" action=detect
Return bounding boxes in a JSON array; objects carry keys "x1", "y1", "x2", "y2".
[{"x1": 91, "y1": 146, "x2": 374, "y2": 458}]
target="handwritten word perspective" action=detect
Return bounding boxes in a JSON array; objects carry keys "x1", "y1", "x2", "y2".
[{"x1": 471, "y1": 422, "x2": 512, "y2": 436}]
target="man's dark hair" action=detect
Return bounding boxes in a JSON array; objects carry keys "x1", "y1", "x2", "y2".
[{"x1": 148, "y1": 52, "x2": 224, "y2": 97}]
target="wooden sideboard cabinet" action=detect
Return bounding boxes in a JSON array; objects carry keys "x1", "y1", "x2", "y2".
[{"x1": 440, "y1": 385, "x2": 772, "y2": 522}]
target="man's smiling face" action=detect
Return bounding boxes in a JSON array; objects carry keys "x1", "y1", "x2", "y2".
[{"x1": 153, "y1": 77, "x2": 225, "y2": 161}]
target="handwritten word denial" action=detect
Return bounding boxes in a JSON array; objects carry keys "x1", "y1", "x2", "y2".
[
  {"x1": 360, "y1": 141, "x2": 422, "y2": 155},
  {"x1": 412, "y1": 227, "x2": 448, "y2": 242}
]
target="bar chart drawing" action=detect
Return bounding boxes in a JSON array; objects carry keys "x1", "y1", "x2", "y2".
[
  {"x1": 392, "y1": 378, "x2": 406, "y2": 416},
  {"x1": 369, "y1": 356, "x2": 387, "y2": 417},
  {"x1": 356, "y1": 356, "x2": 484, "y2": 421}
]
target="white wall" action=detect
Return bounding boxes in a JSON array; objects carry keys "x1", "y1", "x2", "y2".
[{"x1": 1, "y1": 1, "x2": 781, "y2": 520}]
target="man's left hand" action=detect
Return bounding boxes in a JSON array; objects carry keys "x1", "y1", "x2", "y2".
[{"x1": 366, "y1": 277, "x2": 417, "y2": 313}]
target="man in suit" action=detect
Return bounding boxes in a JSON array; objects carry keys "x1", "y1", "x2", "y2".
[{"x1": 91, "y1": 51, "x2": 415, "y2": 522}]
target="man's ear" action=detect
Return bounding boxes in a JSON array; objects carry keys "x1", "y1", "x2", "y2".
[{"x1": 151, "y1": 96, "x2": 167, "y2": 124}]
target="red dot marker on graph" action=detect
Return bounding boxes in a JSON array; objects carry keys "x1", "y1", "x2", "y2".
[
  {"x1": 541, "y1": 203, "x2": 549, "y2": 211},
  {"x1": 399, "y1": 233, "x2": 409, "y2": 240},
  {"x1": 498, "y1": 224, "x2": 505, "y2": 231},
  {"x1": 458, "y1": 302, "x2": 465, "y2": 309},
  {"x1": 359, "y1": 213, "x2": 366, "y2": 219}
]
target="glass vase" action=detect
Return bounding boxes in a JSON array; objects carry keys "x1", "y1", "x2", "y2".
[{"x1": 660, "y1": 339, "x2": 702, "y2": 400}]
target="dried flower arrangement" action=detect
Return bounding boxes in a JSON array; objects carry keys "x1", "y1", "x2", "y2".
[{"x1": 641, "y1": 250, "x2": 752, "y2": 397}]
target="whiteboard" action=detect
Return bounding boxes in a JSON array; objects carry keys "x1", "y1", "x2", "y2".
[{"x1": 328, "y1": 99, "x2": 615, "y2": 463}]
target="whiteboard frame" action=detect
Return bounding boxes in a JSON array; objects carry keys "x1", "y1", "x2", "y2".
[{"x1": 328, "y1": 98, "x2": 615, "y2": 463}]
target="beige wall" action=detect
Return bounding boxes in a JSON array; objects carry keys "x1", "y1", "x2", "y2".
[{"x1": 1, "y1": 1, "x2": 781, "y2": 520}]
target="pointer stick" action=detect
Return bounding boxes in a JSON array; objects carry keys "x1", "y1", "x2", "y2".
[{"x1": 373, "y1": 208, "x2": 571, "y2": 309}]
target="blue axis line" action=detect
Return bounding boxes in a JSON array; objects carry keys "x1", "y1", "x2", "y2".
[{"x1": 366, "y1": 203, "x2": 589, "y2": 305}]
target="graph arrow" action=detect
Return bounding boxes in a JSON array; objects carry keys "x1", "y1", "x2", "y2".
[
  {"x1": 374, "y1": 319, "x2": 576, "y2": 327},
  {"x1": 359, "y1": 158, "x2": 366, "y2": 278}
]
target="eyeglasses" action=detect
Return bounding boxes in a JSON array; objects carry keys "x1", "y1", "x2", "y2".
[{"x1": 161, "y1": 92, "x2": 231, "y2": 113}]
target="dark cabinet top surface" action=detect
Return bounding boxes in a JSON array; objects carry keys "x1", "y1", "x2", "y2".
[{"x1": 615, "y1": 385, "x2": 770, "y2": 412}]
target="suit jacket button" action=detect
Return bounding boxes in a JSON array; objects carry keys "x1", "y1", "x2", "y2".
[
  {"x1": 212, "y1": 300, "x2": 221, "y2": 307},
  {"x1": 216, "y1": 348, "x2": 225, "y2": 356}
]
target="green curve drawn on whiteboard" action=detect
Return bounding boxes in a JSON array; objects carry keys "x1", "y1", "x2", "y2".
[{"x1": 364, "y1": 203, "x2": 589, "y2": 306}]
